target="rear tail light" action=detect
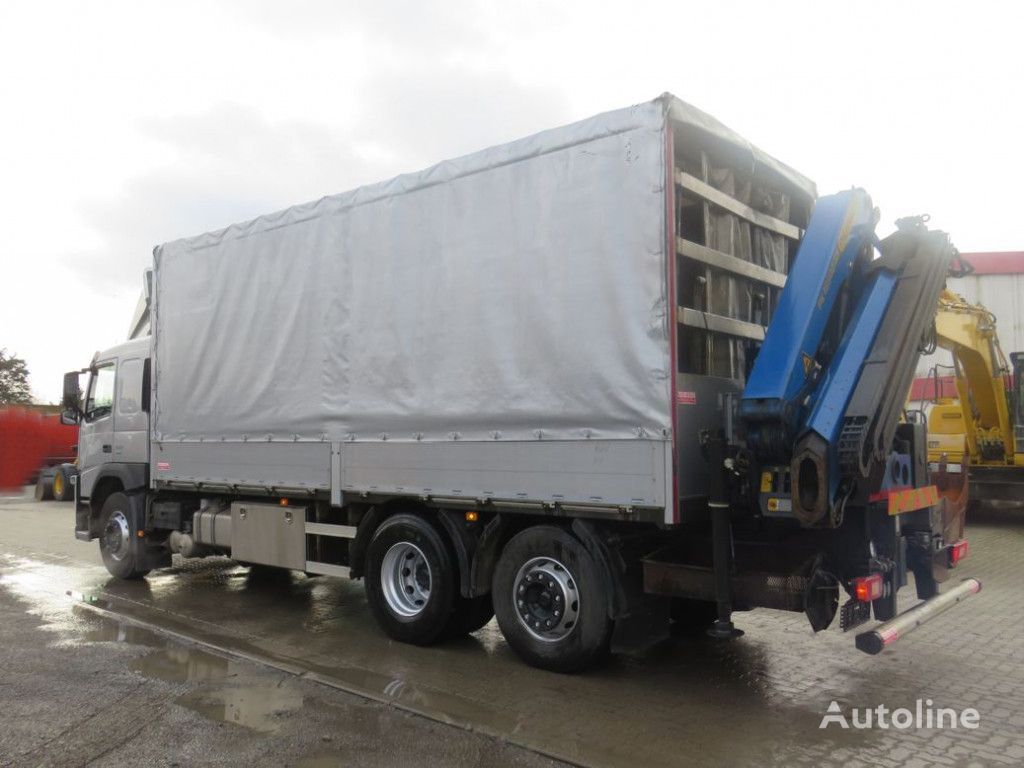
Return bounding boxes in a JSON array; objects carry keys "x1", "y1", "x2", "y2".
[
  {"x1": 949, "y1": 539, "x2": 969, "y2": 566},
  {"x1": 853, "y1": 573, "x2": 884, "y2": 603}
]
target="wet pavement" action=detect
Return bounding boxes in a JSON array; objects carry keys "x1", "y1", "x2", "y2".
[{"x1": 2, "y1": 491, "x2": 1023, "y2": 767}]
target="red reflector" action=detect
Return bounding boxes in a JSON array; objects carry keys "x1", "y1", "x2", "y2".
[
  {"x1": 853, "y1": 573, "x2": 883, "y2": 603},
  {"x1": 949, "y1": 539, "x2": 969, "y2": 565},
  {"x1": 878, "y1": 627, "x2": 900, "y2": 646}
]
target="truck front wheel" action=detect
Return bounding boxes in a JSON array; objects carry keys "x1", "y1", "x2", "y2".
[
  {"x1": 492, "y1": 526, "x2": 612, "y2": 673},
  {"x1": 98, "y1": 492, "x2": 151, "y2": 580},
  {"x1": 364, "y1": 513, "x2": 456, "y2": 645}
]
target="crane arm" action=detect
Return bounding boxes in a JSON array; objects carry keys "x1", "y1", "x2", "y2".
[{"x1": 740, "y1": 193, "x2": 954, "y2": 525}]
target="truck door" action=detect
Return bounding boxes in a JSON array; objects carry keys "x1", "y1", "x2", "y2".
[{"x1": 77, "y1": 360, "x2": 116, "y2": 499}]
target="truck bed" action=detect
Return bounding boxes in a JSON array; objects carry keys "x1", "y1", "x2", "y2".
[{"x1": 151, "y1": 94, "x2": 813, "y2": 523}]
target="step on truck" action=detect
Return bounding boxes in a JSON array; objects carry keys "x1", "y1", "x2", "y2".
[{"x1": 61, "y1": 94, "x2": 980, "y2": 672}]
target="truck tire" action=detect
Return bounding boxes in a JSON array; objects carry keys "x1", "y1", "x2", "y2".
[
  {"x1": 445, "y1": 594, "x2": 494, "y2": 638},
  {"x1": 492, "y1": 525, "x2": 612, "y2": 673},
  {"x1": 34, "y1": 472, "x2": 54, "y2": 501},
  {"x1": 364, "y1": 513, "x2": 456, "y2": 646},
  {"x1": 98, "y1": 492, "x2": 151, "y2": 580},
  {"x1": 52, "y1": 465, "x2": 73, "y2": 502}
]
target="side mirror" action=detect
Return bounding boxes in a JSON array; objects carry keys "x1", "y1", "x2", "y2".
[{"x1": 62, "y1": 370, "x2": 83, "y2": 423}]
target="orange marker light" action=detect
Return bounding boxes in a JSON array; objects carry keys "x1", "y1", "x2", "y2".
[
  {"x1": 279, "y1": 498, "x2": 289, "y2": 506},
  {"x1": 465, "y1": 511, "x2": 479, "y2": 522}
]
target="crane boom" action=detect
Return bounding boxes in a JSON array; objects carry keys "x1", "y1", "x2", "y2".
[{"x1": 740, "y1": 194, "x2": 954, "y2": 525}]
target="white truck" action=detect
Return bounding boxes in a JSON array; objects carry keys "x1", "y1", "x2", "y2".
[{"x1": 62, "y1": 94, "x2": 978, "y2": 672}]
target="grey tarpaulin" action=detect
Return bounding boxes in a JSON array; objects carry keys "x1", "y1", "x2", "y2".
[{"x1": 152, "y1": 98, "x2": 674, "y2": 444}]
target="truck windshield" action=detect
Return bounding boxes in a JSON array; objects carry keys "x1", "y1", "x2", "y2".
[{"x1": 85, "y1": 364, "x2": 115, "y2": 422}]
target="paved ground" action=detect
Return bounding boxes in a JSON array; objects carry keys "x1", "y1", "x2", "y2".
[{"x1": 1, "y1": 491, "x2": 1023, "y2": 767}]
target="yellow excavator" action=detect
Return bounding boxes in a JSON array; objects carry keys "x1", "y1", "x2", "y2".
[{"x1": 924, "y1": 289, "x2": 1024, "y2": 510}]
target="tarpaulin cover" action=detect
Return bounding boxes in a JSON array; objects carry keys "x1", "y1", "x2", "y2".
[{"x1": 152, "y1": 99, "x2": 674, "y2": 443}]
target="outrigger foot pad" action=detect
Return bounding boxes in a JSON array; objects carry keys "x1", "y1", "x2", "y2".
[{"x1": 708, "y1": 619, "x2": 744, "y2": 639}]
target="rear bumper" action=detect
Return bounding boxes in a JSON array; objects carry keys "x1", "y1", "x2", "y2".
[{"x1": 855, "y1": 577, "x2": 982, "y2": 654}]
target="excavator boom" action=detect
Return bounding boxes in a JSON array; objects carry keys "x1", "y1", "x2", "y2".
[{"x1": 932, "y1": 289, "x2": 1015, "y2": 463}]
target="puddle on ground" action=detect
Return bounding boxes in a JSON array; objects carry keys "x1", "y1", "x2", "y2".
[
  {"x1": 0, "y1": 556, "x2": 305, "y2": 736},
  {"x1": 125, "y1": 638, "x2": 304, "y2": 733},
  {"x1": 84, "y1": 618, "x2": 166, "y2": 647},
  {"x1": 174, "y1": 684, "x2": 304, "y2": 733},
  {"x1": 87, "y1": 617, "x2": 305, "y2": 733},
  {"x1": 129, "y1": 645, "x2": 232, "y2": 682}
]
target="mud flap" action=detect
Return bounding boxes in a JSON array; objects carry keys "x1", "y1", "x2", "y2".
[
  {"x1": 127, "y1": 493, "x2": 171, "y2": 571},
  {"x1": 75, "y1": 495, "x2": 93, "y2": 540},
  {"x1": 610, "y1": 594, "x2": 670, "y2": 655}
]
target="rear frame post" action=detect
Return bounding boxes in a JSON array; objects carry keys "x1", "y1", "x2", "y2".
[{"x1": 707, "y1": 435, "x2": 743, "y2": 639}]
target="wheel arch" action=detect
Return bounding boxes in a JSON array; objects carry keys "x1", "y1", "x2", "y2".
[
  {"x1": 349, "y1": 499, "x2": 420, "y2": 580},
  {"x1": 569, "y1": 519, "x2": 629, "y2": 620},
  {"x1": 83, "y1": 463, "x2": 147, "y2": 538}
]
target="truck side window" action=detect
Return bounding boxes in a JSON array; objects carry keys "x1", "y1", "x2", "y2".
[
  {"x1": 84, "y1": 364, "x2": 115, "y2": 422},
  {"x1": 117, "y1": 358, "x2": 142, "y2": 416}
]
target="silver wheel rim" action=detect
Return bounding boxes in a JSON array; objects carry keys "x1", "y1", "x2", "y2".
[
  {"x1": 512, "y1": 556, "x2": 580, "y2": 642},
  {"x1": 381, "y1": 542, "x2": 432, "y2": 618},
  {"x1": 103, "y1": 510, "x2": 130, "y2": 562}
]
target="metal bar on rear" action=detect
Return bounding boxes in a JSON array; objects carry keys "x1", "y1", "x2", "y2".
[
  {"x1": 678, "y1": 307, "x2": 766, "y2": 342},
  {"x1": 675, "y1": 171, "x2": 803, "y2": 240},
  {"x1": 677, "y1": 237, "x2": 787, "y2": 288},
  {"x1": 855, "y1": 577, "x2": 982, "y2": 654}
]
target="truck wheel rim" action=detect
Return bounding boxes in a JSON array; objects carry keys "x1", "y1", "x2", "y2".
[
  {"x1": 513, "y1": 556, "x2": 580, "y2": 642},
  {"x1": 53, "y1": 473, "x2": 64, "y2": 497},
  {"x1": 103, "y1": 511, "x2": 130, "y2": 562},
  {"x1": 381, "y1": 542, "x2": 431, "y2": 618}
]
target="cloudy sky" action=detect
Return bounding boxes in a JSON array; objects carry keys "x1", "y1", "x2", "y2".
[{"x1": 1, "y1": 1, "x2": 1021, "y2": 403}]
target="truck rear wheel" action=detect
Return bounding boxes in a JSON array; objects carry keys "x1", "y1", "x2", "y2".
[
  {"x1": 364, "y1": 513, "x2": 456, "y2": 645},
  {"x1": 492, "y1": 526, "x2": 612, "y2": 673},
  {"x1": 98, "y1": 492, "x2": 151, "y2": 580},
  {"x1": 34, "y1": 472, "x2": 54, "y2": 501}
]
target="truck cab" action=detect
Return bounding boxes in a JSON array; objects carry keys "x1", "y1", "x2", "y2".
[{"x1": 64, "y1": 337, "x2": 152, "y2": 544}]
